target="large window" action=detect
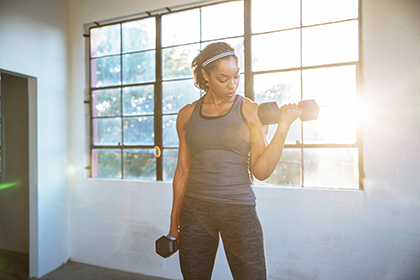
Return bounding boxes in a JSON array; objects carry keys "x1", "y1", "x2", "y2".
[{"x1": 88, "y1": 0, "x2": 363, "y2": 189}]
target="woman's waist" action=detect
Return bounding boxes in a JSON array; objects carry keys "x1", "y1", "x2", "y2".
[
  {"x1": 190, "y1": 149, "x2": 250, "y2": 167},
  {"x1": 185, "y1": 181, "x2": 255, "y2": 205}
]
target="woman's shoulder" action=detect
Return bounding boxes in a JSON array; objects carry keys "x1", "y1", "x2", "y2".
[
  {"x1": 241, "y1": 96, "x2": 259, "y2": 121},
  {"x1": 179, "y1": 99, "x2": 199, "y2": 116},
  {"x1": 241, "y1": 95, "x2": 258, "y2": 107},
  {"x1": 177, "y1": 99, "x2": 199, "y2": 127}
]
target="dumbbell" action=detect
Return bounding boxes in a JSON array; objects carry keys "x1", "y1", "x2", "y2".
[
  {"x1": 258, "y1": 99, "x2": 319, "y2": 125},
  {"x1": 155, "y1": 235, "x2": 177, "y2": 258}
]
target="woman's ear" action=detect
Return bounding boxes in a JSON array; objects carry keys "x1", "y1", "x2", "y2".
[{"x1": 201, "y1": 68, "x2": 209, "y2": 82}]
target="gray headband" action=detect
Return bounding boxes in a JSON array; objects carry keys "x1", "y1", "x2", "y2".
[{"x1": 202, "y1": 51, "x2": 236, "y2": 68}]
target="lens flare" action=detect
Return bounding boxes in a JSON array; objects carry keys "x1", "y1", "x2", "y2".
[
  {"x1": 154, "y1": 146, "x2": 162, "y2": 158},
  {"x1": 0, "y1": 181, "x2": 20, "y2": 190}
]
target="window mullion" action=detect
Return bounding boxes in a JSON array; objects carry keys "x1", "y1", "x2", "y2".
[
  {"x1": 244, "y1": 0, "x2": 253, "y2": 101},
  {"x1": 357, "y1": 0, "x2": 364, "y2": 189},
  {"x1": 155, "y1": 15, "x2": 163, "y2": 181},
  {"x1": 88, "y1": 28, "x2": 94, "y2": 178},
  {"x1": 120, "y1": 23, "x2": 124, "y2": 179}
]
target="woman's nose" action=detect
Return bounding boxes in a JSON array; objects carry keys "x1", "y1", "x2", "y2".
[{"x1": 227, "y1": 79, "x2": 236, "y2": 89}]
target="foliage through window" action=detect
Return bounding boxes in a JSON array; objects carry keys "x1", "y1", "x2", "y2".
[{"x1": 88, "y1": 0, "x2": 363, "y2": 189}]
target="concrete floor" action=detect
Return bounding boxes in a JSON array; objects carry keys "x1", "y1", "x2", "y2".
[
  {"x1": 0, "y1": 249, "x2": 28, "y2": 280},
  {"x1": 0, "y1": 249, "x2": 173, "y2": 280}
]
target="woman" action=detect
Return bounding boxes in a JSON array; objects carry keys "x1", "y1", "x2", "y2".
[{"x1": 168, "y1": 42, "x2": 301, "y2": 279}]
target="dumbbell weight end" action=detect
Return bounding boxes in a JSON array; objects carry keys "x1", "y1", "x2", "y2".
[{"x1": 156, "y1": 234, "x2": 178, "y2": 258}]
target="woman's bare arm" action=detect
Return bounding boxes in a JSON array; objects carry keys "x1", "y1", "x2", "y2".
[
  {"x1": 168, "y1": 103, "x2": 194, "y2": 239},
  {"x1": 243, "y1": 99, "x2": 301, "y2": 181}
]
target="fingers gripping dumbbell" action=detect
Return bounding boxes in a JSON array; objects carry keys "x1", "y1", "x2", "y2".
[
  {"x1": 155, "y1": 235, "x2": 178, "y2": 258},
  {"x1": 258, "y1": 99, "x2": 320, "y2": 125}
]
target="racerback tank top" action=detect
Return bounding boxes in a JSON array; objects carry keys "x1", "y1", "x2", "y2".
[{"x1": 184, "y1": 95, "x2": 256, "y2": 205}]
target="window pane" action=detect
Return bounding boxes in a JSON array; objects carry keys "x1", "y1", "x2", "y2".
[
  {"x1": 91, "y1": 56, "x2": 121, "y2": 87},
  {"x1": 201, "y1": 1, "x2": 244, "y2": 41},
  {"x1": 304, "y1": 148, "x2": 359, "y2": 188},
  {"x1": 252, "y1": 30, "x2": 301, "y2": 71},
  {"x1": 303, "y1": 65, "x2": 356, "y2": 106},
  {"x1": 236, "y1": 74, "x2": 245, "y2": 97},
  {"x1": 163, "y1": 149, "x2": 178, "y2": 181},
  {"x1": 303, "y1": 105, "x2": 356, "y2": 144},
  {"x1": 254, "y1": 71, "x2": 301, "y2": 104},
  {"x1": 92, "y1": 89, "x2": 121, "y2": 117},
  {"x1": 91, "y1": 149, "x2": 121, "y2": 178},
  {"x1": 123, "y1": 116, "x2": 154, "y2": 145},
  {"x1": 123, "y1": 149, "x2": 156, "y2": 180},
  {"x1": 265, "y1": 121, "x2": 301, "y2": 145},
  {"x1": 92, "y1": 118, "x2": 121, "y2": 145},
  {"x1": 254, "y1": 71, "x2": 302, "y2": 144},
  {"x1": 123, "y1": 85, "x2": 154, "y2": 116},
  {"x1": 252, "y1": 0, "x2": 300, "y2": 33},
  {"x1": 90, "y1": 24, "x2": 120, "y2": 58},
  {"x1": 302, "y1": 66, "x2": 357, "y2": 144},
  {"x1": 122, "y1": 17, "x2": 155, "y2": 53},
  {"x1": 255, "y1": 149, "x2": 301, "y2": 186},
  {"x1": 122, "y1": 51, "x2": 155, "y2": 84},
  {"x1": 162, "y1": 79, "x2": 200, "y2": 114},
  {"x1": 162, "y1": 44, "x2": 199, "y2": 80},
  {"x1": 302, "y1": 20, "x2": 358, "y2": 67},
  {"x1": 162, "y1": 9, "x2": 200, "y2": 47},
  {"x1": 202, "y1": 37, "x2": 245, "y2": 72},
  {"x1": 302, "y1": 0, "x2": 358, "y2": 26},
  {"x1": 163, "y1": 115, "x2": 178, "y2": 147}
]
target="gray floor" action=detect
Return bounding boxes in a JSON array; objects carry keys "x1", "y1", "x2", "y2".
[{"x1": 0, "y1": 249, "x2": 173, "y2": 280}]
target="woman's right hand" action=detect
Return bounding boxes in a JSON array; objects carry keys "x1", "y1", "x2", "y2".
[{"x1": 169, "y1": 222, "x2": 179, "y2": 239}]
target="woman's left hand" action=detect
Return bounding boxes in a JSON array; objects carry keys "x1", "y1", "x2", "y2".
[{"x1": 279, "y1": 103, "x2": 302, "y2": 127}]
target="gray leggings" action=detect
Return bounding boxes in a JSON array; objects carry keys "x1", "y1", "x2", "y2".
[{"x1": 179, "y1": 196, "x2": 267, "y2": 280}]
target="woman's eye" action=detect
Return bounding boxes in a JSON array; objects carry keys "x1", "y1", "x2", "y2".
[{"x1": 219, "y1": 80, "x2": 227, "y2": 83}]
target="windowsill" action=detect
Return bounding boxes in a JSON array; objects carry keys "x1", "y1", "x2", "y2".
[
  {"x1": 253, "y1": 183, "x2": 363, "y2": 192},
  {"x1": 84, "y1": 177, "x2": 363, "y2": 192}
]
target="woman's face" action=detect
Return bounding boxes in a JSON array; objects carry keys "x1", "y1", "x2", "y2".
[{"x1": 202, "y1": 56, "x2": 240, "y2": 100}]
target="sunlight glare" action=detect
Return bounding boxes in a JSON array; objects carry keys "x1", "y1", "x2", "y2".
[
  {"x1": 354, "y1": 97, "x2": 368, "y2": 126},
  {"x1": 303, "y1": 20, "x2": 359, "y2": 67},
  {"x1": 302, "y1": 0, "x2": 358, "y2": 26},
  {"x1": 201, "y1": 1, "x2": 244, "y2": 41},
  {"x1": 252, "y1": 0, "x2": 300, "y2": 33}
]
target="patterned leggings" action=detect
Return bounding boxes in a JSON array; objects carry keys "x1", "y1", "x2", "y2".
[{"x1": 179, "y1": 196, "x2": 267, "y2": 280}]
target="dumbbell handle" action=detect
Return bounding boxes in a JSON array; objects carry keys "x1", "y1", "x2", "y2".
[{"x1": 258, "y1": 99, "x2": 319, "y2": 125}]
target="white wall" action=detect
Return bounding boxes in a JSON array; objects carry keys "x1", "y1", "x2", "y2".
[
  {"x1": 68, "y1": 0, "x2": 420, "y2": 280},
  {"x1": 0, "y1": 0, "x2": 71, "y2": 277}
]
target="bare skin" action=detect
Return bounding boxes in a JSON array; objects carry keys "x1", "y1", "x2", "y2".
[{"x1": 169, "y1": 56, "x2": 301, "y2": 238}]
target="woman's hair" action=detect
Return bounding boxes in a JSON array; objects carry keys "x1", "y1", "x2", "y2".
[{"x1": 191, "y1": 42, "x2": 238, "y2": 91}]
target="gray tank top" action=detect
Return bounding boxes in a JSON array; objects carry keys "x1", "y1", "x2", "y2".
[{"x1": 184, "y1": 95, "x2": 256, "y2": 205}]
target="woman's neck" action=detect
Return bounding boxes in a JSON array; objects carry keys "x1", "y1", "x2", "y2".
[{"x1": 204, "y1": 90, "x2": 236, "y2": 107}]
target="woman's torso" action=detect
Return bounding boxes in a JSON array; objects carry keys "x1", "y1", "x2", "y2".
[{"x1": 184, "y1": 94, "x2": 256, "y2": 205}]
